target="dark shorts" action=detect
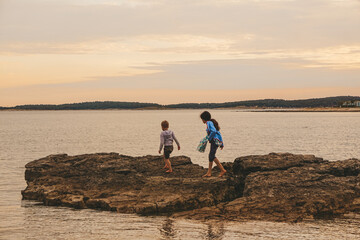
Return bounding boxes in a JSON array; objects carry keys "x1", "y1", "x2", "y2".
[
  {"x1": 209, "y1": 139, "x2": 218, "y2": 162},
  {"x1": 164, "y1": 146, "x2": 173, "y2": 159}
]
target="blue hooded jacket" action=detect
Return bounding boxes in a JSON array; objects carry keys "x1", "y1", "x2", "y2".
[{"x1": 206, "y1": 121, "x2": 224, "y2": 146}]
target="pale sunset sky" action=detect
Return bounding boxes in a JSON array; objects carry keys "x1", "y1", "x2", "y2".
[{"x1": 1, "y1": 0, "x2": 360, "y2": 106}]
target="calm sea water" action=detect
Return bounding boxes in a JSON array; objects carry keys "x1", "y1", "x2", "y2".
[{"x1": 0, "y1": 110, "x2": 359, "y2": 239}]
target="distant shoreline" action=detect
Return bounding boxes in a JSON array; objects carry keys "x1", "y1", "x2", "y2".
[
  {"x1": 1, "y1": 107, "x2": 360, "y2": 112},
  {"x1": 1, "y1": 96, "x2": 360, "y2": 111},
  {"x1": 247, "y1": 107, "x2": 360, "y2": 112}
]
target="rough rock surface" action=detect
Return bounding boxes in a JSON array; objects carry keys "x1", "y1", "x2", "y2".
[
  {"x1": 174, "y1": 153, "x2": 360, "y2": 222},
  {"x1": 22, "y1": 152, "x2": 360, "y2": 222},
  {"x1": 22, "y1": 153, "x2": 240, "y2": 215}
]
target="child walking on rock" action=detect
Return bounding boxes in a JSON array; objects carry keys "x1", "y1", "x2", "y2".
[
  {"x1": 159, "y1": 120, "x2": 180, "y2": 173},
  {"x1": 200, "y1": 111, "x2": 227, "y2": 177}
]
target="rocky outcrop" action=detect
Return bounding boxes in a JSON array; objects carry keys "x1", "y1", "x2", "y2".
[
  {"x1": 22, "y1": 153, "x2": 240, "y2": 215},
  {"x1": 174, "y1": 153, "x2": 360, "y2": 222},
  {"x1": 22, "y1": 153, "x2": 360, "y2": 222}
]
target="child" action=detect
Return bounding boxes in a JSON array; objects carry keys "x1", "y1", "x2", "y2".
[
  {"x1": 200, "y1": 111, "x2": 227, "y2": 177},
  {"x1": 158, "y1": 120, "x2": 180, "y2": 173}
]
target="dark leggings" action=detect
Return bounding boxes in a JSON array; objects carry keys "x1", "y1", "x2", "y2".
[{"x1": 209, "y1": 139, "x2": 218, "y2": 162}]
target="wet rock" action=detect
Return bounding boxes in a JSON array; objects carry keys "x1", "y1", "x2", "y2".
[{"x1": 22, "y1": 152, "x2": 360, "y2": 222}]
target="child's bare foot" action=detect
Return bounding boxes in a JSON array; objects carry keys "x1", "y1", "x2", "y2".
[
  {"x1": 218, "y1": 170, "x2": 227, "y2": 177},
  {"x1": 202, "y1": 173, "x2": 211, "y2": 177},
  {"x1": 166, "y1": 169, "x2": 173, "y2": 173}
]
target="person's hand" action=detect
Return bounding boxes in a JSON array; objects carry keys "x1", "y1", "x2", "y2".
[
  {"x1": 220, "y1": 146, "x2": 224, "y2": 150},
  {"x1": 178, "y1": 146, "x2": 181, "y2": 151},
  {"x1": 158, "y1": 150, "x2": 161, "y2": 154}
]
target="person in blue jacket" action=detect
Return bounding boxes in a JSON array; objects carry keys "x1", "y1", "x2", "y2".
[{"x1": 200, "y1": 111, "x2": 227, "y2": 177}]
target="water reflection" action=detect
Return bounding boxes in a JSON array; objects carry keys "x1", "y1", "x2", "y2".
[
  {"x1": 159, "y1": 218, "x2": 225, "y2": 240},
  {"x1": 6, "y1": 200, "x2": 360, "y2": 240},
  {"x1": 204, "y1": 222, "x2": 225, "y2": 240},
  {"x1": 160, "y1": 218, "x2": 177, "y2": 239}
]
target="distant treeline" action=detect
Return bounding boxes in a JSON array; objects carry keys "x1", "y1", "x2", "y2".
[
  {"x1": 1, "y1": 96, "x2": 360, "y2": 110},
  {"x1": 1, "y1": 101, "x2": 160, "y2": 110},
  {"x1": 167, "y1": 96, "x2": 360, "y2": 109}
]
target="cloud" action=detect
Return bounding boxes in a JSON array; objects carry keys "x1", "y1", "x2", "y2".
[
  {"x1": 0, "y1": 34, "x2": 235, "y2": 55},
  {"x1": 2, "y1": 0, "x2": 360, "y2": 58},
  {"x1": 4, "y1": 58, "x2": 357, "y2": 91},
  {"x1": 1, "y1": 0, "x2": 359, "y2": 47},
  {"x1": 80, "y1": 58, "x2": 360, "y2": 90},
  {"x1": 1, "y1": 0, "x2": 360, "y2": 106}
]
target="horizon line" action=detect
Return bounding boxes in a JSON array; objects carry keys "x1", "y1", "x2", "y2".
[{"x1": 2, "y1": 95, "x2": 360, "y2": 108}]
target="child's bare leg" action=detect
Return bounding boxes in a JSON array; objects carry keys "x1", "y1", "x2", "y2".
[
  {"x1": 202, "y1": 161, "x2": 213, "y2": 177},
  {"x1": 163, "y1": 155, "x2": 169, "y2": 169},
  {"x1": 213, "y1": 158, "x2": 227, "y2": 177},
  {"x1": 165, "y1": 159, "x2": 172, "y2": 172}
]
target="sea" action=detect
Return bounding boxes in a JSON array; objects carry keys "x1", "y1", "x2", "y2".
[{"x1": 0, "y1": 110, "x2": 359, "y2": 240}]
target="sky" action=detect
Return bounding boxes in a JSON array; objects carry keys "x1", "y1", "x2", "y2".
[{"x1": 1, "y1": 0, "x2": 360, "y2": 106}]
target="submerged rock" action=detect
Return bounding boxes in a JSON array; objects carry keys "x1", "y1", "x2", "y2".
[{"x1": 22, "y1": 153, "x2": 360, "y2": 222}]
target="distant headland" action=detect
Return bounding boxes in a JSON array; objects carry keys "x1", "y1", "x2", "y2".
[{"x1": 1, "y1": 96, "x2": 360, "y2": 111}]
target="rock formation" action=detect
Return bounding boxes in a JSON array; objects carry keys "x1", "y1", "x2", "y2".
[
  {"x1": 22, "y1": 152, "x2": 360, "y2": 222},
  {"x1": 22, "y1": 153, "x2": 240, "y2": 215}
]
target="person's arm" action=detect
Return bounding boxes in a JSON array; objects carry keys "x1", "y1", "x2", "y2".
[
  {"x1": 159, "y1": 133, "x2": 164, "y2": 153},
  {"x1": 172, "y1": 132, "x2": 180, "y2": 150},
  {"x1": 207, "y1": 121, "x2": 216, "y2": 141}
]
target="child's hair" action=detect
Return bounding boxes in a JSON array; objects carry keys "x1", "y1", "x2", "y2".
[
  {"x1": 200, "y1": 111, "x2": 220, "y2": 131},
  {"x1": 161, "y1": 120, "x2": 169, "y2": 129}
]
